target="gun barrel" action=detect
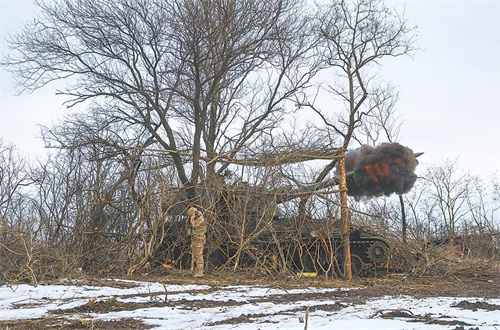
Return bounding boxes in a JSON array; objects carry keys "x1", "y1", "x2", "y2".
[{"x1": 414, "y1": 152, "x2": 424, "y2": 158}]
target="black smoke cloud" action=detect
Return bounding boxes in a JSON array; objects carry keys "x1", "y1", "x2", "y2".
[{"x1": 341, "y1": 143, "x2": 419, "y2": 199}]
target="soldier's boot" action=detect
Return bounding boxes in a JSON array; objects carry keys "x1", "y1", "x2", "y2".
[
  {"x1": 193, "y1": 265, "x2": 203, "y2": 277},
  {"x1": 193, "y1": 261, "x2": 204, "y2": 278}
]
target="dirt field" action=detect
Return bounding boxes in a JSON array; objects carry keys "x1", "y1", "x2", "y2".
[{"x1": 1, "y1": 269, "x2": 499, "y2": 330}]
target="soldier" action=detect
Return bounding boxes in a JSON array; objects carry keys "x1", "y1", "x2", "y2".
[{"x1": 187, "y1": 206, "x2": 207, "y2": 277}]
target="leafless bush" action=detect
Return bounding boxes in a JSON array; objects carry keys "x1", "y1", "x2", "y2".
[
  {"x1": 0, "y1": 225, "x2": 85, "y2": 285},
  {"x1": 388, "y1": 232, "x2": 499, "y2": 278}
]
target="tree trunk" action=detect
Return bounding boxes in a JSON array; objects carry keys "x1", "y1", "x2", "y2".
[
  {"x1": 338, "y1": 147, "x2": 352, "y2": 280},
  {"x1": 399, "y1": 194, "x2": 407, "y2": 243}
]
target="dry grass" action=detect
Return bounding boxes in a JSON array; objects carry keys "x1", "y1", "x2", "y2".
[{"x1": 2, "y1": 224, "x2": 499, "y2": 287}]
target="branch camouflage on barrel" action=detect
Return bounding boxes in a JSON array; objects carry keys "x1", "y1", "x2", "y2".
[{"x1": 276, "y1": 142, "x2": 422, "y2": 202}]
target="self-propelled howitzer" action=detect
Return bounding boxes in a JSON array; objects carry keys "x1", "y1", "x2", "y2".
[
  {"x1": 163, "y1": 174, "x2": 392, "y2": 277},
  {"x1": 162, "y1": 147, "x2": 422, "y2": 276}
]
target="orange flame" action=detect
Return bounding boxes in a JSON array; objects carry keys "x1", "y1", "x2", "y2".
[{"x1": 364, "y1": 161, "x2": 391, "y2": 184}]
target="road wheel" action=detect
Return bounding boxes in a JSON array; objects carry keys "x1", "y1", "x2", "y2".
[{"x1": 351, "y1": 254, "x2": 363, "y2": 276}]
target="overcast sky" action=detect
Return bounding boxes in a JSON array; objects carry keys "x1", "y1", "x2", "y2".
[{"x1": 1, "y1": 0, "x2": 499, "y2": 177}]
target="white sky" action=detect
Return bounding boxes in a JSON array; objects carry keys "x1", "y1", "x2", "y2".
[{"x1": 1, "y1": 0, "x2": 499, "y2": 177}]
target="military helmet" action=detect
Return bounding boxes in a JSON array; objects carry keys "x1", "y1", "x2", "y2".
[{"x1": 187, "y1": 207, "x2": 198, "y2": 216}]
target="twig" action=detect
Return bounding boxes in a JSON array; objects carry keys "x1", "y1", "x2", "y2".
[
  {"x1": 304, "y1": 306, "x2": 310, "y2": 330},
  {"x1": 162, "y1": 283, "x2": 168, "y2": 303}
]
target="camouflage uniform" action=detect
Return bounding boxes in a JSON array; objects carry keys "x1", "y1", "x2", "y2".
[{"x1": 188, "y1": 207, "x2": 207, "y2": 277}]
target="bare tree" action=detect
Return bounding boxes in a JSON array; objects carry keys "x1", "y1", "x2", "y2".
[
  {"x1": 3, "y1": 0, "x2": 317, "y2": 204},
  {"x1": 0, "y1": 140, "x2": 31, "y2": 228},
  {"x1": 294, "y1": 0, "x2": 416, "y2": 278},
  {"x1": 299, "y1": 0, "x2": 417, "y2": 181},
  {"x1": 423, "y1": 160, "x2": 475, "y2": 237},
  {"x1": 470, "y1": 174, "x2": 500, "y2": 230}
]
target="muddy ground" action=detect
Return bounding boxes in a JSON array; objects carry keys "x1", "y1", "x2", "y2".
[{"x1": 1, "y1": 268, "x2": 499, "y2": 330}]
